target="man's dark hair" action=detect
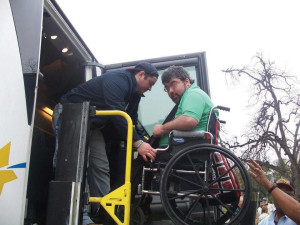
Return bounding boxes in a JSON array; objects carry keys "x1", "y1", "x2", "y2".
[
  {"x1": 161, "y1": 65, "x2": 195, "y2": 84},
  {"x1": 129, "y1": 62, "x2": 159, "y2": 79},
  {"x1": 132, "y1": 71, "x2": 152, "y2": 79}
]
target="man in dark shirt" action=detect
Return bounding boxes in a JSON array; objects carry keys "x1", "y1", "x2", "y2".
[{"x1": 52, "y1": 62, "x2": 158, "y2": 225}]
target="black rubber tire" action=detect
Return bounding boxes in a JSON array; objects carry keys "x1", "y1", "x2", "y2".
[
  {"x1": 160, "y1": 144, "x2": 251, "y2": 225},
  {"x1": 130, "y1": 206, "x2": 145, "y2": 225},
  {"x1": 116, "y1": 204, "x2": 145, "y2": 225}
]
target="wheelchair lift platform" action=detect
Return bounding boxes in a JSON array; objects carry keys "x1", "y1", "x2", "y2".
[{"x1": 46, "y1": 102, "x2": 133, "y2": 225}]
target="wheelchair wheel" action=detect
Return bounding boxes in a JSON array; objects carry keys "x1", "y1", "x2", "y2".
[
  {"x1": 130, "y1": 206, "x2": 145, "y2": 225},
  {"x1": 116, "y1": 204, "x2": 145, "y2": 225},
  {"x1": 160, "y1": 144, "x2": 251, "y2": 225}
]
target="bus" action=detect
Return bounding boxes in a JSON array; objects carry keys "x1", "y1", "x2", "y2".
[{"x1": 1, "y1": 0, "x2": 211, "y2": 224}]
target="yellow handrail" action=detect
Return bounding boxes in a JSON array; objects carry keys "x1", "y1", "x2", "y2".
[{"x1": 89, "y1": 110, "x2": 132, "y2": 225}]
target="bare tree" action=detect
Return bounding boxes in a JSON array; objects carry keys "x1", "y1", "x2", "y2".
[{"x1": 222, "y1": 53, "x2": 300, "y2": 199}]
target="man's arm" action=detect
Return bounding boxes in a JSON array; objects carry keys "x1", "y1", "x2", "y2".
[
  {"x1": 103, "y1": 76, "x2": 156, "y2": 161},
  {"x1": 153, "y1": 90, "x2": 205, "y2": 138},
  {"x1": 248, "y1": 159, "x2": 300, "y2": 224},
  {"x1": 102, "y1": 76, "x2": 138, "y2": 138},
  {"x1": 153, "y1": 115, "x2": 198, "y2": 137}
]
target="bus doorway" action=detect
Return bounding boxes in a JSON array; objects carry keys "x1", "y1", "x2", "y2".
[{"x1": 25, "y1": 1, "x2": 98, "y2": 224}]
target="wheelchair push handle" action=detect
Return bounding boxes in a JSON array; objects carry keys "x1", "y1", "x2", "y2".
[{"x1": 216, "y1": 105, "x2": 230, "y2": 112}]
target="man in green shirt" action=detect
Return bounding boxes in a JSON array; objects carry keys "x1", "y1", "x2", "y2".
[
  {"x1": 153, "y1": 65, "x2": 216, "y2": 146},
  {"x1": 139, "y1": 66, "x2": 216, "y2": 219}
]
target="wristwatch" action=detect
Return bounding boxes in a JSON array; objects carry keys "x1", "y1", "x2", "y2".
[{"x1": 268, "y1": 183, "x2": 278, "y2": 193}]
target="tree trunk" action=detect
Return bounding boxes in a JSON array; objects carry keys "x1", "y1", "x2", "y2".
[{"x1": 291, "y1": 163, "x2": 300, "y2": 201}]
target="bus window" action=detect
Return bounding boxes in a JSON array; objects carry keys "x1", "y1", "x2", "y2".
[{"x1": 9, "y1": 0, "x2": 43, "y2": 125}]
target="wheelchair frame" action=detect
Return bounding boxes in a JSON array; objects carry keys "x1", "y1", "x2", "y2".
[{"x1": 137, "y1": 106, "x2": 252, "y2": 225}]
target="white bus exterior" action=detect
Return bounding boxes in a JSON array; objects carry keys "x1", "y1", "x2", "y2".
[{"x1": 1, "y1": 1, "x2": 96, "y2": 224}]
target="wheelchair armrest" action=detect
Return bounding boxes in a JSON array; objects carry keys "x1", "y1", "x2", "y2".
[
  {"x1": 156, "y1": 130, "x2": 213, "y2": 152},
  {"x1": 171, "y1": 130, "x2": 209, "y2": 138}
]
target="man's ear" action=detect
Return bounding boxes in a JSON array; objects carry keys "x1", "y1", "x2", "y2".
[
  {"x1": 136, "y1": 71, "x2": 145, "y2": 79},
  {"x1": 185, "y1": 78, "x2": 191, "y2": 86}
]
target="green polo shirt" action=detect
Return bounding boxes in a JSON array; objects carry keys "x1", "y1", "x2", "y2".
[{"x1": 159, "y1": 84, "x2": 216, "y2": 146}]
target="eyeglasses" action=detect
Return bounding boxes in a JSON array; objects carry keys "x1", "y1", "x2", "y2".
[{"x1": 164, "y1": 80, "x2": 180, "y2": 92}]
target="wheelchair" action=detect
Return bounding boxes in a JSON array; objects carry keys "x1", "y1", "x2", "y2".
[{"x1": 137, "y1": 106, "x2": 252, "y2": 225}]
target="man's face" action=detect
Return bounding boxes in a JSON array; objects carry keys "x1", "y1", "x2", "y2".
[
  {"x1": 164, "y1": 77, "x2": 191, "y2": 103},
  {"x1": 137, "y1": 72, "x2": 157, "y2": 94}
]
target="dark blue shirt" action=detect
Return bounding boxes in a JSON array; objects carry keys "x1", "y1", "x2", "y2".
[{"x1": 61, "y1": 70, "x2": 142, "y2": 141}]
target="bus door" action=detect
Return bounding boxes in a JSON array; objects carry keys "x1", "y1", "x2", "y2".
[
  {"x1": 25, "y1": 0, "x2": 98, "y2": 224},
  {"x1": 0, "y1": 0, "x2": 98, "y2": 224},
  {"x1": 0, "y1": 1, "x2": 43, "y2": 224}
]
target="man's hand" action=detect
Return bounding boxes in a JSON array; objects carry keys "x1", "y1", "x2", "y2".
[
  {"x1": 153, "y1": 124, "x2": 165, "y2": 137},
  {"x1": 137, "y1": 142, "x2": 157, "y2": 162},
  {"x1": 247, "y1": 159, "x2": 273, "y2": 190}
]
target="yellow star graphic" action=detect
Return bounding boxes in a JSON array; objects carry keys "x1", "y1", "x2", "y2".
[{"x1": 0, "y1": 142, "x2": 17, "y2": 195}]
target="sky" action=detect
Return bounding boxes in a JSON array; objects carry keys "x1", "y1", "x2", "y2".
[{"x1": 56, "y1": 0, "x2": 300, "y2": 141}]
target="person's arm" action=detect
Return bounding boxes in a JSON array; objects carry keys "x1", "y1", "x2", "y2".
[
  {"x1": 153, "y1": 90, "x2": 204, "y2": 137},
  {"x1": 125, "y1": 94, "x2": 145, "y2": 142},
  {"x1": 247, "y1": 159, "x2": 300, "y2": 224},
  {"x1": 103, "y1": 76, "x2": 156, "y2": 161},
  {"x1": 126, "y1": 94, "x2": 140, "y2": 126},
  {"x1": 102, "y1": 75, "x2": 139, "y2": 139},
  {"x1": 153, "y1": 115, "x2": 198, "y2": 137}
]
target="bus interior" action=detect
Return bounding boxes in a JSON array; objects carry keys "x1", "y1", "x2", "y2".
[{"x1": 26, "y1": 2, "x2": 96, "y2": 224}]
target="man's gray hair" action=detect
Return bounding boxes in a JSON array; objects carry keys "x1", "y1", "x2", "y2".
[{"x1": 161, "y1": 65, "x2": 195, "y2": 84}]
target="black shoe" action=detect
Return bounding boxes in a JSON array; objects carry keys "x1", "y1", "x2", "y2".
[{"x1": 90, "y1": 207, "x2": 106, "y2": 224}]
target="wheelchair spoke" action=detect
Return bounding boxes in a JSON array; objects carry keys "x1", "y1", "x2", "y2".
[
  {"x1": 215, "y1": 204, "x2": 227, "y2": 216},
  {"x1": 183, "y1": 193, "x2": 203, "y2": 222},
  {"x1": 208, "y1": 164, "x2": 237, "y2": 187},
  {"x1": 205, "y1": 154, "x2": 213, "y2": 182},
  {"x1": 204, "y1": 193, "x2": 212, "y2": 225},
  {"x1": 168, "y1": 189, "x2": 200, "y2": 201},
  {"x1": 215, "y1": 206, "x2": 233, "y2": 224},
  {"x1": 170, "y1": 173, "x2": 202, "y2": 188},
  {"x1": 208, "y1": 190, "x2": 235, "y2": 215},
  {"x1": 186, "y1": 154, "x2": 204, "y2": 185}
]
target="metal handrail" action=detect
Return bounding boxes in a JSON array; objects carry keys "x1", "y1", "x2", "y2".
[{"x1": 89, "y1": 110, "x2": 133, "y2": 225}]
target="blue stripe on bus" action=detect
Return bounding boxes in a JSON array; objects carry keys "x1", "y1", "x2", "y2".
[{"x1": 8, "y1": 162, "x2": 26, "y2": 168}]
